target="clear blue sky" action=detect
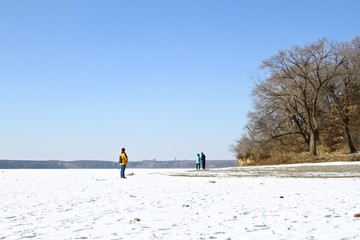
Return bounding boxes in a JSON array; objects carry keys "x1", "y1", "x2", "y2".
[{"x1": 1, "y1": 0, "x2": 359, "y2": 161}]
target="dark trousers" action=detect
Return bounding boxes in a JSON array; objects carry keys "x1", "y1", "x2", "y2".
[
  {"x1": 120, "y1": 165, "x2": 126, "y2": 178},
  {"x1": 202, "y1": 160, "x2": 205, "y2": 169}
]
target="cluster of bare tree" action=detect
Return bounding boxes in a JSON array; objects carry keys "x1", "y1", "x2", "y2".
[{"x1": 233, "y1": 36, "x2": 360, "y2": 162}]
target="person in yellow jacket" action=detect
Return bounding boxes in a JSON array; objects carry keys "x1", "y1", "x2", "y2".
[{"x1": 119, "y1": 148, "x2": 128, "y2": 179}]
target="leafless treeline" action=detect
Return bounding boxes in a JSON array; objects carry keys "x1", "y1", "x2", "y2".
[{"x1": 233, "y1": 36, "x2": 360, "y2": 162}]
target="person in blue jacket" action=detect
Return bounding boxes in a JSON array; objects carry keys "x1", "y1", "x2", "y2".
[{"x1": 196, "y1": 154, "x2": 201, "y2": 170}]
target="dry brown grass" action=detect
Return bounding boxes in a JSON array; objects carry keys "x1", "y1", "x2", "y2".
[{"x1": 241, "y1": 150, "x2": 360, "y2": 166}]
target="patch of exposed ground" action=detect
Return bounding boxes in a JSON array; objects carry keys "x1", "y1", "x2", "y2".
[{"x1": 166, "y1": 162, "x2": 360, "y2": 178}]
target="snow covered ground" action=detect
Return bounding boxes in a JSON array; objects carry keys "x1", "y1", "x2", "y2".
[{"x1": 1, "y1": 162, "x2": 360, "y2": 240}]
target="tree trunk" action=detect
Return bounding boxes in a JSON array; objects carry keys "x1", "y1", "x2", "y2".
[
  {"x1": 309, "y1": 132, "x2": 316, "y2": 156},
  {"x1": 309, "y1": 129, "x2": 319, "y2": 156},
  {"x1": 344, "y1": 125, "x2": 357, "y2": 153}
]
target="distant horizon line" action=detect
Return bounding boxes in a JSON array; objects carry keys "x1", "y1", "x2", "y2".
[{"x1": 0, "y1": 159, "x2": 236, "y2": 162}]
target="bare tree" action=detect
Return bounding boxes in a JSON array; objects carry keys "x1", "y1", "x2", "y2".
[
  {"x1": 321, "y1": 36, "x2": 360, "y2": 153},
  {"x1": 259, "y1": 39, "x2": 345, "y2": 156},
  {"x1": 233, "y1": 37, "x2": 360, "y2": 162}
]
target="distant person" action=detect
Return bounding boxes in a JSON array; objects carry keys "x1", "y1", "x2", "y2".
[
  {"x1": 119, "y1": 148, "x2": 128, "y2": 179},
  {"x1": 196, "y1": 154, "x2": 201, "y2": 170},
  {"x1": 201, "y1": 152, "x2": 206, "y2": 170}
]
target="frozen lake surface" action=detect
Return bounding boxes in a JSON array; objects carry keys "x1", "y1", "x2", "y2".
[{"x1": 1, "y1": 162, "x2": 360, "y2": 239}]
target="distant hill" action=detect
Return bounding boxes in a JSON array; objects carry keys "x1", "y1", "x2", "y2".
[
  {"x1": 0, "y1": 160, "x2": 117, "y2": 169},
  {"x1": 0, "y1": 160, "x2": 237, "y2": 169}
]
